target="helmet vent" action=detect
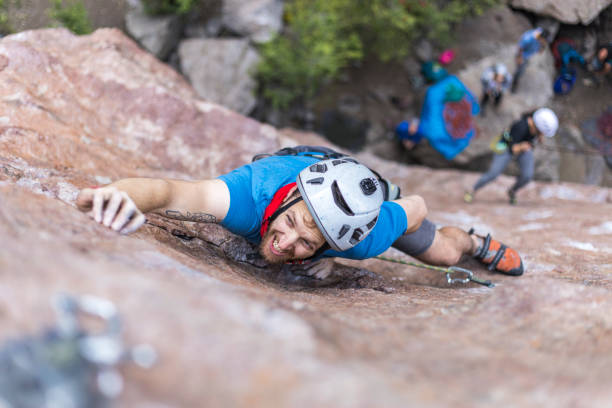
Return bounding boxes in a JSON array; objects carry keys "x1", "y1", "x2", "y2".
[
  {"x1": 331, "y1": 181, "x2": 354, "y2": 216},
  {"x1": 332, "y1": 158, "x2": 359, "y2": 166},
  {"x1": 310, "y1": 163, "x2": 328, "y2": 173},
  {"x1": 337, "y1": 224, "x2": 350, "y2": 239},
  {"x1": 349, "y1": 229, "x2": 363, "y2": 245},
  {"x1": 307, "y1": 177, "x2": 324, "y2": 185},
  {"x1": 366, "y1": 216, "x2": 378, "y2": 230}
]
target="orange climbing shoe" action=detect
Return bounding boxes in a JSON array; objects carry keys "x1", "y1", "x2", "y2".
[{"x1": 469, "y1": 229, "x2": 524, "y2": 276}]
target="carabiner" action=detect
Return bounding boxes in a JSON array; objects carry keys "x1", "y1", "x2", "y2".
[{"x1": 446, "y1": 266, "x2": 474, "y2": 285}]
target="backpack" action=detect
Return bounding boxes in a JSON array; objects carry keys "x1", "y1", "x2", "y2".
[{"x1": 252, "y1": 145, "x2": 400, "y2": 201}]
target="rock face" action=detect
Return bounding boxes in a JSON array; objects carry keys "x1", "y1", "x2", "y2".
[
  {"x1": 367, "y1": 6, "x2": 559, "y2": 176},
  {"x1": 447, "y1": 5, "x2": 533, "y2": 65},
  {"x1": 1, "y1": 28, "x2": 612, "y2": 408},
  {"x1": 179, "y1": 38, "x2": 261, "y2": 115},
  {"x1": 125, "y1": 4, "x2": 183, "y2": 60},
  {"x1": 430, "y1": 5, "x2": 557, "y2": 172},
  {"x1": 351, "y1": 4, "x2": 612, "y2": 187},
  {"x1": 455, "y1": 46, "x2": 556, "y2": 172},
  {"x1": 510, "y1": 0, "x2": 612, "y2": 25},
  {"x1": 221, "y1": 0, "x2": 284, "y2": 43}
]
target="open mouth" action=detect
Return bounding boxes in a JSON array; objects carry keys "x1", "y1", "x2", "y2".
[{"x1": 270, "y1": 237, "x2": 284, "y2": 256}]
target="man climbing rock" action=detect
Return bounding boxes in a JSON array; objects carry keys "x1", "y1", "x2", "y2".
[
  {"x1": 511, "y1": 27, "x2": 551, "y2": 93},
  {"x1": 464, "y1": 108, "x2": 558, "y2": 205},
  {"x1": 77, "y1": 147, "x2": 525, "y2": 279}
]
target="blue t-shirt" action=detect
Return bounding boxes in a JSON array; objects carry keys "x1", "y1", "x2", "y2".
[
  {"x1": 519, "y1": 28, "x2": 543, "y2": 60},
  {"x1": 217, "y1": 155, "x2": 408, "y2": 260}
]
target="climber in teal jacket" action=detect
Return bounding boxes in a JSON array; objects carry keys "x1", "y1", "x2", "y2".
[{"x1": 76, "y1": 148, "x2": 525, "y2": 279}]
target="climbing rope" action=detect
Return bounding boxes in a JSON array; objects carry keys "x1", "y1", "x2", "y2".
[{"x1": 375, "y1": 256, "x2": 495, "y2": 288}]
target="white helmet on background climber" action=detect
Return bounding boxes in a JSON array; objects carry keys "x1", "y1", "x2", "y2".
[
  {"x1": 494, "y1": 63, "x2": 508, "y2": 77},
  {"x1": 296, "y1": 158, "x2": 384, "y2": 252},
  {"x1": 533, "y1": 108, "x2": 559, "y2": 138}
]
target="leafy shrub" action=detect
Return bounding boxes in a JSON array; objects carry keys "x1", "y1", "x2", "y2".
[
  {"x1": 141, "y1": 0, "x2": 198, "y2": 16},
  {"x1": 0, "y1": 0, "x2": 19, "y2": 35},
  {"x1": 49, "y1": 0, "x2": 93, "y2": 35},
  {"x1": 0, "y1": 1, "x2": 10, "y2": 35},
  {"x1": 257, "y1": 0, "x2": 499, "y2": 109},
  {"x1": 257, "y1": 0, "x2": 363, "y2": 109}
]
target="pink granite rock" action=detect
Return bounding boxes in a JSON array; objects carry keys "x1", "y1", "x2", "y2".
[{"x1": 1, "y1": 29, "x2": 612, "y2": 408}]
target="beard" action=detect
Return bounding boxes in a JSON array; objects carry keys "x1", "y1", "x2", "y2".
[{"x1": 259, "y1": 229, "x2": 295, "y2": 264}]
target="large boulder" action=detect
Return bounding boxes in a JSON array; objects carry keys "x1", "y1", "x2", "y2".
[
  {"x1": 183, "y1": 0, "x2": 224, "y2": 38},
  {"x1": 510, "y1": 0, "x2": 612, "y2": 25},
  {"x1": 178, "y1": 38, "x2": 261, "y2": 115},
  {"x1": 0, "y1": 28, "x2": 277, "y2": 178},
  {"x1": 125, "y1": 4, "x2": 182, "y2": 60},
  {"x1": 1, "y1": 28, "x2": 612, "y2": 408},
  {"x1": 221, "y1": 0, "x2": 284, "y2": 43},
  {"x1": 447, "y1": 5, "x2": 533, "y2": 66}
]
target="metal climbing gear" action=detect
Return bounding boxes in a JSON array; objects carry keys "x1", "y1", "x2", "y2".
[
  {"x1": 0, "y1": 293, "x2": 157, "y2": 408},
  {"x1": 490, "y1": 131, "x2": 510, "y2": 154},
  {"x1": 375, "y1": 256, "x2": 494, "y2": 288}
]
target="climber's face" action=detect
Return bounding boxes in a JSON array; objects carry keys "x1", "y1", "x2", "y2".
[{"x1": 259, "y1": 200, "x2": 325, "y2": 264}]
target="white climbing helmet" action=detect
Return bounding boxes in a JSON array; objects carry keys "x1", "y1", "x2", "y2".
[
  {"x1": 533, "y1": 107, "x2": 559, "y2": 138},
  {"x1": 296, "y1": 158, "x2": 384, "y2": 252},
  {"x1": 494, "y1": 63, "x2": 508, "y2": 77}
]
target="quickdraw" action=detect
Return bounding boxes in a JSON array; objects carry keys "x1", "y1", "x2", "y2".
[{"x1": 375, "y1": 256, "x2": 495, "y2": 288}]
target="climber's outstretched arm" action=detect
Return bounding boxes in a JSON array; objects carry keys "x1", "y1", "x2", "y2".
[{"x1": 76, "y1": 178, "x2": 230, "y2": 234}]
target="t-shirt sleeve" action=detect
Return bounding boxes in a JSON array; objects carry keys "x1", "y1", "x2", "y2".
[
  {"x1": 323, "y1": 201, "x2": 408, "y2": 260},
  {"x1": 217, "y1": 166, "x2": 260, "y2": 241}
]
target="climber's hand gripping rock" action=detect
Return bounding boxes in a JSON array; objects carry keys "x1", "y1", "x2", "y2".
[{"x1": 77, "y1": 186, "x2": 146, "y2": 234}]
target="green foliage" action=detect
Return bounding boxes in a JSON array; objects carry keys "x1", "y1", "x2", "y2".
[
  {"x1": 257, "y1": 0, "x2": 363, "y2": 109},
  {"x1": 0, "y1": 0, "x2": 10, "y2": 35},
  {"x1": 0, "y1": 0, "x2": 20, "y2": 35},
  {"x1": 404, "y1": 0, "x2": 499, "y2": 45},
  {"x1": 49, "y1": 0, "x2": 93, "y2": 35},
  {"x1": 257, "y1": 0, "x2": 499, "y2": 109},
  {"x1": 141, "y1": 0, "x2": 198, "y2": 16}
]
